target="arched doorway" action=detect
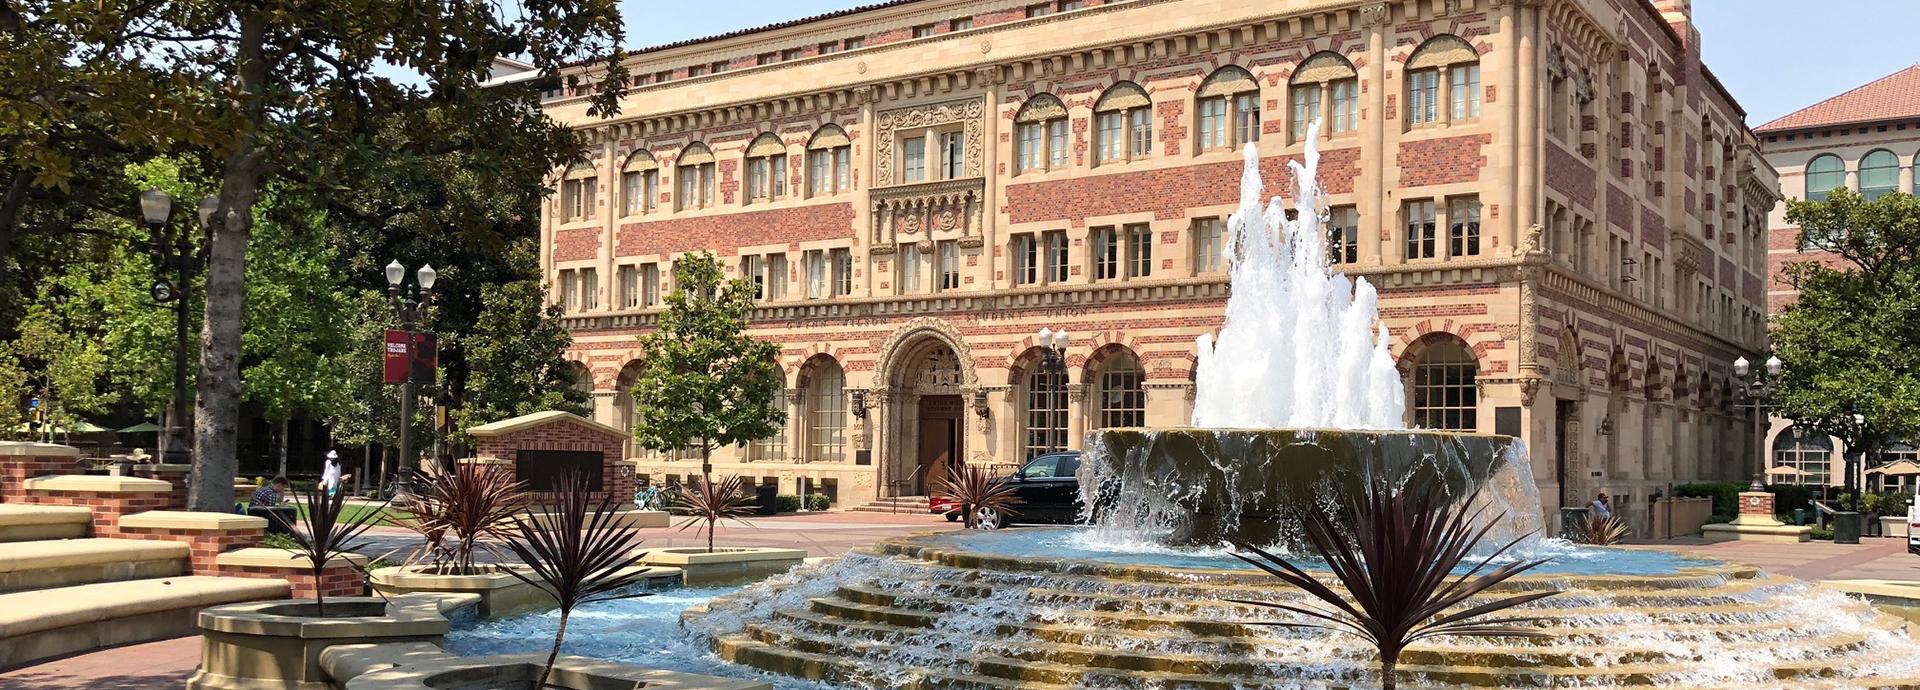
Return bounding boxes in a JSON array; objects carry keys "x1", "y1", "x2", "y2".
[{"x1": 895, "y1": 341, "x2": 965, "y2": 495}]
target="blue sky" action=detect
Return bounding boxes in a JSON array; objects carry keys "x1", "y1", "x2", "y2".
[{"x1": 621, "y1": 0, "x2": 1919, "y2": 127}]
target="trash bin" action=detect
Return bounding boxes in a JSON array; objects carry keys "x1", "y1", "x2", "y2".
[
  {"x1": 1559, "y1": 506, "x2": 1590, "y2": 540},
  {"x1": 755, "y1": 484, "x2": 779, "y2": 516},
  {"x1": 1834, "y1": 511, "x2": 1864, "y2": 544},
  {"x1": 1792, "y1": 508, "x2": 1808, "y2": 526}
]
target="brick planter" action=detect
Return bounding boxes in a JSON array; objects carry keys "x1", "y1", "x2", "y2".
[
  {"x1": 22, "y1": 475, "x2": 173, "y2": 536},
  {"x1": 0, "y1": 442, "x2": 81, "y2": 503},
  {"x1": 217, "y1": 547, "x2": 369, "y2": 599},
  {"x1": 129, "y1": 463, "x2": 193, "y2": 509},
  {"x1": 117, "y1": 511, "x2": 268, "y2": 575}
]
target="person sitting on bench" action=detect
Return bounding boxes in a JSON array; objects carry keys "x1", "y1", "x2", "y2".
[{"x1": 247, "y1": 477, "x2": 298, "y2": 535}]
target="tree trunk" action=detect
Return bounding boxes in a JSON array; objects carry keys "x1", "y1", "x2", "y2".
[
  {"x1": 539, "y1": 607, "x2": 571, "y2": 689},
  {"x1": 276, "y1": 419, "x2": 289, "y2": 477},
  {"x1": 1380, "y1": 651, "x2": 1397, "y2": 690},
  {"x1": 186, "y1": 13, "x2": 271, "y2": 513}
]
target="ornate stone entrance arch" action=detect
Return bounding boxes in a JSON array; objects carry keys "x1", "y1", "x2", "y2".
[{"x1": 872, "y1": 318, "x2": 979, "y2": 497}]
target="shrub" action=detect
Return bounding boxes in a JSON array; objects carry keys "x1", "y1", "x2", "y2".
[
  {"x1": 1705, "y1": 513, "x2": 1733, "y2": 525},
  {"x1": 773, "y1": 494, "x2": 802, "y2": 513},
  {"x1": 504, "y1": 471, "x2": 652, "y2": 689},
  {"x1": 806, "y1": 493, "x2": 831, "y2": 511},
  {"x1": 1810, "y1": 527, "x2": 1835, "y2": 540},
  {"x1": 1675, "y1": 482, "x2": 1745, "y2": 517},
  {"x1": 671, "y1": 476, "x2": 755, "y2": 552},
  {"x1": 393, "y1": 463, "x2": 529, "y2": 575},
  {"x1": 1764, "y1": 483, "x2": 1818, "y2": 515}
]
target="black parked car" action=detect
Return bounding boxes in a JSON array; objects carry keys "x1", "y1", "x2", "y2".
[{"x1": 973, "y1": 450, "x2": 1085, "y2": 529}]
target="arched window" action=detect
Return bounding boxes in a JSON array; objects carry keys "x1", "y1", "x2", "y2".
[
  {"x1": 1289, "y1": 52, "x2": 1359, "y2": 139},
  {"x1": 803, "y1": 358, "x2": 846, "y2": 463},
  {"x1": 1022, "y1": 359, "x2": 1069, "y2": 460},
  {"x1": 1094, "y1": 352, "x2": 1145, "y2": 429},
  {"x1": 561, "y1": 161, "x2": 597, "y2": 221},
  {"x1": 1405, "y1": 35, "x2": 1480, "y2": 125},
  {"x1": 675, "y1": 142, "x2": 717, "y2": 210},
  {"x1": 1196, "y1": 66, "x2": 1260, "y2": 152},
  {"x1": 619, "y1": 151, "x2": 658, "y2": 216},
  {"x1": 1093, "y1": 82, "x2": 1152, "y2": 165},
  {"x1": 567, "y1": 361, "x2": 594, "y2": 397},
  {"x1": 747, "y1": 358, "x2": 788, "y2": 462},
  {"x1": 1860, "y1": 150, "x2": 1898, "y2": 200},
  {"x1": 1772, "y1": 425, "x2": 1833, "y2": 486},
  {"x1": 1805, "y1": 154, "x2": 1844, "y2": 202},
  {"x1": 744, "y1": 133, "x2": 787, "y2": 204},
  {"x1": 1014, "y1": 94, "x2": 1069, "y2": 174},
  {"x1": 1410, "y1": 337, "x2": 1478, "y2": 430},
  {"x1": 614, "y1": 360, "x2": 645, "y2": 456},
  {"x1": 806, "y1": 125, "x2": 852, "y2": 197}
]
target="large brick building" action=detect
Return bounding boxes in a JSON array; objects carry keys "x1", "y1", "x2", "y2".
[
  {"x1": 1758, "y1": 66, "x2": 1920, "y2": 493},
  {"x1": 536, "y1": 0, "x2": 1777, "y2": 528}
]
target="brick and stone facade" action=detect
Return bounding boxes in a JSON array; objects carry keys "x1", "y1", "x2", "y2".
[
  {"x1": 535, "y1": 0, "x2": 1777, "y2": 532},
  {"x1": 466, "y1": 411, "x2": 635, "y2": 503}
]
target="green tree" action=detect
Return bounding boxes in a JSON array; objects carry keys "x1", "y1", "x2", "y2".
[
  {"x1": 630, "y1": 253, "x2": 785, "y2": 483},
  {"x1": 450, "y1": 266, "x2": 589, "y2": 439},
  {"x1": 1773, "y1": 189, "x2": 1920, "y2": 459},
  {"x1": 242, "y1": 201, "x2": 355, "y2": 475},
  {"x1": 10, "y1": 0, "x2": 628, "y2": 510}
]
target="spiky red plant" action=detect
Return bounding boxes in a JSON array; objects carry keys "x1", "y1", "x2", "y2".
[
  {"x1": 931, "y1": 461, "x2": 1021, "y2": 529},
  {"x1": 671, "y1": 475, "x2": 755, "y2": 552},
  {"x1": 396, "y1": 463, "x2": 528, "y2": 574},
  {"x1": 503, "y1": 471, "x2": 653, "y2": 689}
]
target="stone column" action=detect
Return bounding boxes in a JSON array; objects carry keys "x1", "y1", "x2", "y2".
[
  {"x1": 1362, "y1": 5, "x2": 1389, "y2": 265},
  {"x1": 784, "y1": 389, "x2": 804, "y2": 462},
  {"x1": 1512, "y1": 1, "x2": 1541, "y2": 254},
  {"x1": 1066, "y1": 384, "x2": 1088, "y2": 450}
]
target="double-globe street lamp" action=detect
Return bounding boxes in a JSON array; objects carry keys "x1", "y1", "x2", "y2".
[
  {"x1": 1034, "y1": 328, "x2": 1069, "y2": 456},
  {"x1": 1732, "y1": 354, "x2": 1782, "y2": 490},
  {"x1": 385, "y1": 260, "x2": 437, "y2": 496},
  {"x1": 139, "y1": 190, "x2": 220, "y2": 464}
]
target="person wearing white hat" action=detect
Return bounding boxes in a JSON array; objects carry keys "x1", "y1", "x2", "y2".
[{"x1": 320, "y1": 450, "x2": 351, "y2": 497}]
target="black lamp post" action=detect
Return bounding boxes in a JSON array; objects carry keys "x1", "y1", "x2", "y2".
[
  {"x1": 1847, "y1": 405, "x2": 1870, "y2": 511},
  {"x1": 385, "y1": 260, "x2": 437, "y2": 495},
  {"x1": 1732, "y1": 354, "x2": 1782, "y2": 489},
  {"x1": 1035, "y1": 327, "x2": 1069, "y2": 456},
  {"x1": 141, "y1": 189, "x2": 216, "y2": 465}
]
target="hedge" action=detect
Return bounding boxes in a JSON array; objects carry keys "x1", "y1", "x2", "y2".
[{"x1": 1674, "y1": 482, "x2": 1745, "y2": 517}]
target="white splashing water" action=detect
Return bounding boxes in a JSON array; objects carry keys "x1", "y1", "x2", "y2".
[{"x1": 1191, "y1": 120, "x2": 1405, "y2": 430}]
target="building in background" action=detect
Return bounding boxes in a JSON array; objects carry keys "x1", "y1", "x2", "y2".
[
  {"x1": 537, "y1": 0, "x2": 1776, "y2": 528},
  {"x1": 1758, "y1": 65, "x2": 1920, "y2": 493}
]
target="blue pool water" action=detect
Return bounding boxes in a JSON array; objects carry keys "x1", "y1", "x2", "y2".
[{"x1": 926, "y1": 526, "x2": 1725, "y2": 576}]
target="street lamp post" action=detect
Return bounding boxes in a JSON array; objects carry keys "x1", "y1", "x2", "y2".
[
  {"x1": 1035, "y1": 328, "x2": 1069, "y2": 455},
  {"x1": 1848, "y1": 406, "x2": 1870, "y2": 513},
  {"x1": 386, "y1": 260, "x2": 438, "y2": 495},
  {"x1": 140, "y1": 190, "x2": 216, "y2": 465},
  {"x1": 1732, "y1": 354, "x2": 1782, "y2": 489}
]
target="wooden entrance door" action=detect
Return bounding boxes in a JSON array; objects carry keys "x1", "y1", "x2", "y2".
[{"x1": 916, "y1": 395, "x2": 964, "y2": 495}]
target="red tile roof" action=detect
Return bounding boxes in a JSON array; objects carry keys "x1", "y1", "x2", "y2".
[{"x1": 1756, "y1": 65, "x2": 1920, "y2": 133}]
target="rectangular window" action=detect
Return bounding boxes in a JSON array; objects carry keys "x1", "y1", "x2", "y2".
[
  {"x1": 618, "y1": 265, "x2": 638, "y2": 308},
  {"x1": 766, "y1": 254, "x2": 786, "y2": 300},
  {"x1": 805, "y1": 250, "x2": 826, "y2": 299},
  {"x1": 756, "y1": 52, "x2": 777, "y2": 66},
  {"x1": 1331, "y1": 79, "x2": 1358, "y2": 133},
  {"x1": 1408, "y1": 69, "x2": 1439, "y2": 124},
  {"x1": 1405, "y1": 200, "x2": 1437, "y2": 259},
  {"x1": 1448, "y1": 197, "x2": 1482, "y2": 257},
  {"x1": 558, "y1": 269, "x2": 576, "y2": 311},
  {"x1": 710, "y1": 60, "x2": 729, "y2": 74},
  {"x1": 1125, "y1": 223, "x2": 1153, "y2": 278},
  {"x1": 808, "y1": 150, "x2": 829, "y2": 196},
  {"x1": 1096, "y1": 111, "x2": 1123, "y2": 165},
  {"x1": 743, "y1": 255, "x2": 766, "y2": 300},
  {"x1": 1128, "y1": 108, "x2": 1152, "y2": 158},
  {"x1": 937, "y1": 240, "x2": 960, "y2": 291},
  {"x1": 1047, "y1": 120, "x2": 1068, "y2": 169},
  {"x1": 1327, "y1": 206, "x2": 1359, "y2": 264},
  {"x1": 1025, "y1": 3, "x2": 1052, "y2": 17},
  {"x1": 700, "y1": 164, "x2": 715, "y2": 207},
  {"x1": 898, "y1": 244, "x2": 922, "y2": 294},
  {"x1": 687, "y1": 64, "x2": 707, "y2": 77},
  {"x1": 902, "y1": 137, "x2": 926, "y2": 183},
  {"x1": 642, "y1": 264, "x2": 660, "y2": 306},
  {"x1": 1057, "y1": 0, "x2": 1081, "y2": 10},
  {"x1": 1044, "y1": 230, "x2": 1068, "y2": 284},
  {"x1": 748, "y1": 158, "x2": 770, "y2": 201},
  {"x1": 818, "y1": 42, "x2": 838, "y2": 55},
  {"x1": 843, "y1": 37, "x2": 863, "y2": 50},
  {"x1": 621, "y1": 172, "x2": 644, "y2": 215},
  {"x1": 781, "y1": 48, "x2": 803, "y2": 61},
  {"x1": 1199, "y1": 97, "x2": 1227, "y2": 151},
  {"x1": 1234, "y1": 93, "x2": 1261, "y2": 145},
  {"x1": 1451, "y1": 64, "x2": 1481, "y2": 120},
  {"x1": 941, "y1": 131, "x2": 965, "y2": 179},
  {"x1": 830, "y1": 248, "x2": 852, "y2": 296},
  {"x1": 1017, "y1": 122, "x2": 1043, "y2": 173},
  {"x1": 1191, "y1": 218, "x2": 1223, "y2": 274},
  {"x1": 771, "y1": 155, "x2": 786, "y2": 198},
  {"x1": 675, "y1": 170, "x2": 693, "y2": 210},
  {"x1": 642, "y1": 170, "x2": 657, "y2": 211},
  {"x1": 578, "y1": 267, "x2": 598, "y2": 310},
  {"x1": 1012, "y1": 233, "x2": 1038, "y2": 286},
  {"x1": 653, "y1": 70, "x2": 672, "y2": 83},
  {"x1": 1092, "y1": 226, "x2": 1119, "y2": 280},
  {"x1": 912, "y1": 24, "x2": 935, "y2": 38},
  {"x1": 834, "y1": 148, "x2": 850, "y2": 193},
  {"x1": 1291, "y1": 85, "x2": 1320, "y2": 141},
  {"x1": 950, "y1": 17, "x2": 972, "y2": 31}
]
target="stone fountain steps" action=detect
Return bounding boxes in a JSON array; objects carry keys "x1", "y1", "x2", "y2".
[
  {"x1": 0, "y1": 504, "x2": 92, "y2": 543},
  {"x1": 0, "y1": 538, "x2": 191, "y2": 594}
]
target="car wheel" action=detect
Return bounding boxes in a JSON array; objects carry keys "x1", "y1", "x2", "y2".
[
  {"x1": 945, "y1": 512, "x2": 960, "y2": 522},
  {"x1": 974, "y1": 506, "x2": 1005, "y2": 530}
]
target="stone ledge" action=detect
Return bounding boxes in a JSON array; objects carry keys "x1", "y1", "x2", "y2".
[
  {"x1": 1702, "y1": 522, "x2": 1813, "y2": 543},
  {"x1": 0, "y1": 442, "x2": 82, "y2": 458},
  {"x1": 23, "y1": 474, "x2": 172, "y2": 493},
  {"x1": 0, "y1": 537, "x2": 188, "y2": 573},
  {"x1": 194, "y1": 595, "x2": 448, "y2": 639},
  {"x1": 0, "y1": 504, "x2": 92, "y2": 527},
  {"x1": 120, "y1": 510, "x2": 268, "y2": 531},
  {"x1": 217, "y1": 547, "x2": 369, "y2": 570},
  {"x1": 342, "y1": 652, "x2": 771, "y2": 690},
  {"x1": 639, "y1": 547, "x2": 808, "y2": 566}
]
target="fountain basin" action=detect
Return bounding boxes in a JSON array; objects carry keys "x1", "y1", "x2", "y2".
[{"x1": 1087, "y1": 427, "x2": 1520, "y2": 546}]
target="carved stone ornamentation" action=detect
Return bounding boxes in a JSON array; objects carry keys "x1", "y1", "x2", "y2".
[
  {"x1": 874, "y1": 98, "x2": 985, "y2": 187},
  {"x1": 1521, "y1": 378, "x2": 1542, "y2": 407},
  {"x1": 1357, "y1": 3, "x2": 1389, "y2": 26}
]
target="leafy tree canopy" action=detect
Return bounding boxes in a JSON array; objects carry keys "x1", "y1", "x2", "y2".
[{"x1": 450, "y1": 241, "x2": 589, "y2": 439}]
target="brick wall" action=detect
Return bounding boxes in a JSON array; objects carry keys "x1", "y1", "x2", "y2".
[
  {"x1": 26, "y1": 489, "x2": 171, "y2": 537},
  {"x1": 473, "y1": 419, "x2": 632, "y2": 503},
  {"x1": 1546, "y1": 142, "x2": 1597, "y2": 207},
  {"x1": 555, "y1": 228, "x2": 602, "y2": 262},
  {"x1": 0, "y1": 456, "x2": 77, "y2": 502},
  {"x1": 1395, "y1": 134, "x2": 1492, "y2": 188},
  {"x1": 117, "y1": 525, "x2": 265, "y2": 575},
  {"x1": 130, "y1": 465, "x2": 191, "y2": 509},
  {"x1": 221, "y1": 563, "x2": 364, "y2": 599},
  {"x1": 1003, "y1": 149, "x2": 1361, "y2": 225},
  {"x1": 616, "y1": 202, "x2": 854, "y2": 257}
]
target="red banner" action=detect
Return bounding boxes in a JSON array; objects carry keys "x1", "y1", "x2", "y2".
[
  {"x1": 383, "y1": 330, "x2": 410, "y2": 384},
  {"x1": 383, "y1": 330, "x2": 439, "y2": 385}
]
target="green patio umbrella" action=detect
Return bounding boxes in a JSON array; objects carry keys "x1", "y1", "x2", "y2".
[{"x1": 118, "y1": 422, "x2": 164, "y2": 433}]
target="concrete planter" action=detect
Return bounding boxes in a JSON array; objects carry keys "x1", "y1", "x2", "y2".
[
  {"x1": 637, "y1": 547, "x2": 806, "y2": 586},
  {"x1": 342, "y1": 653, "x2": 770, "y2": 690},
  {"x1": 1881, "y1": 515, "x2": 1909, "y2": 538},
  {"x1": 368, "y1": 564, "x2": 680, "y2": 619},
  {"x1": 185, "y1": 595, "x2": 456, "y2": 690}
]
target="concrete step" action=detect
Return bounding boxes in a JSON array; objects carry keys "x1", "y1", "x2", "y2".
[
  {"x1": 0, "y1": 538, "x2": 189, "y2": 594},
  {"x1": 0, "y1": 504, "x2": 92, "y2": 543},
  {"x1": 0, "y1": 575, "x2": 289, "y2": 668}
]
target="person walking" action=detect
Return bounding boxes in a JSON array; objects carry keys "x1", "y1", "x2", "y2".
[{"x1": 321, "y1": 450, "x2": 352, "y2": 498}]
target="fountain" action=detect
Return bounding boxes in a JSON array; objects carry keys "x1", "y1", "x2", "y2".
[{"x1": 450, "y1": 122, "x2": 1920, "y2": 688}]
